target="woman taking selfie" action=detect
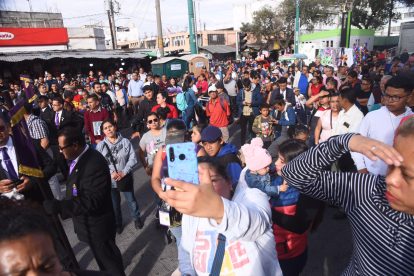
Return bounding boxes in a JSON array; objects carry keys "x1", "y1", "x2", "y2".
[
  {"x1": 282, "y1": 117, "x2": 414, "y2": 275},
  {"x1": 96, "y1": 119, "x2": 143, "y2": 234},
  {"x1": 162, "y1": 158, "x2": 283, "y2": 276}
]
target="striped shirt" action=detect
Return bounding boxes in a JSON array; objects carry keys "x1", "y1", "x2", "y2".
[
  {"x1": 282, "y1": 133, "x2": 414, "y2": 275},
  {"x1": 26, "y1": 114, "x2": 48, "y2": 140}
]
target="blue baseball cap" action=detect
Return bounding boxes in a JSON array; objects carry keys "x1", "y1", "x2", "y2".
[{"x1": 201, "y1": 126, "x2": 222, "y2": 142}]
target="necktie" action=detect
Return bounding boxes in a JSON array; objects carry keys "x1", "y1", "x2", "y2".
[
  {"x1": 69, "y1": 160, "x2": 76, "y2": 175},
  {"x1": 55, "y1": 112, "x2": 60, "y2": 128},
  {"x1": 0, "y1": 147, "x2": 18, "y2": 180}
]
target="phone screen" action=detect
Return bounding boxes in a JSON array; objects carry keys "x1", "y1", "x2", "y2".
[{"x1": 166, "y1": 142, "x2": 199, "y2": 185}]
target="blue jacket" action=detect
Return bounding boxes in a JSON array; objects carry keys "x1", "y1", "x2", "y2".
[
  {"x1": 216, "y1": 143, "x2": 242, "y2": 188},
  {"x1": 184, "y1": 88, "x2": 201, "y2": 110},
  {"x1": 272, "y1": 105, "x2": 296, "y2": 126},
  {"x1": 270, "y1": 175, "x2": 300, "y2": 208},
  {"x1": 236, "y1": 88, "x2": 263, "y2": 117}
]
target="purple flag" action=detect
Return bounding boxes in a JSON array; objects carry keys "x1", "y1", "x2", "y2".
[
  {"x1": 9, "y1": 102, "x2": 44, "y2": 178},
  {"x1": 20, "y1": 74, "x2": 37, "y2": 103}
]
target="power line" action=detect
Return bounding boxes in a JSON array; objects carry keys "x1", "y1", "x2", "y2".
[
  {"x1": 63, "y1": 13, "x2": 106, "y2": 20},
  {"x1": 127, "y1": 0, "x2": 144, "y2": 17}
]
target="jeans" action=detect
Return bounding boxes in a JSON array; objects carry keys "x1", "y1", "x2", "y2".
[
  {"x1": 239, "y1": 114, "x2": 255, "y2": 145},
  {"x1": 169, "y1": 226, "x2": 182, "y2": 248},
  {"x1": 184, "y1": 107, "x2": 196, "y2": 130},
  {"x1": 111, "y1": 189, "x2": 140, "y2": 227},
  {"x1": 229, "y1": 96, "x2": 237, "y2": 117}
]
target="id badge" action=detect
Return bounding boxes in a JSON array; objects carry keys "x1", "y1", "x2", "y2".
[{"x1": 159, "y1": 210, "x2": 171, "y2": 227}]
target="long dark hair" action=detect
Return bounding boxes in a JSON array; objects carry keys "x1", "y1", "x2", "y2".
[
  {"x1": 182, "y1": 75, "x2": 194, "y2": 92},
  {"x1": 278, "y1": 139, "x2": 308, "y2": 163}
]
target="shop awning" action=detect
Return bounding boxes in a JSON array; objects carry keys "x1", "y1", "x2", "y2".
[
  {"x1": 0, "y1": 49, "x2": 147, "y2": 62},
  {"x1": 199, "y1": 45, "x2": 236, "y2": 54}
]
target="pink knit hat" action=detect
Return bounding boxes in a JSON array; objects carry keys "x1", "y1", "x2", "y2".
[{"x1": 241, "y1": 138, "x2": 272, "y2": 171}]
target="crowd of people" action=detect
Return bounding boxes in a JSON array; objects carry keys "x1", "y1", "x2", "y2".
[{"x1": 0, "y1": 48, "x2": 414, "y2": 276}]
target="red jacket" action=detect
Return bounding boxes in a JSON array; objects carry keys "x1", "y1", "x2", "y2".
[
  {"x1": 206, "y1": 98, "x2": 230, "y2": 127},
  {"x1": 151, "y1": 103, "x2": 178, "y2": 119}
]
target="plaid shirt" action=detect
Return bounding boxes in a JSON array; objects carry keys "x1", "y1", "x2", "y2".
[{"x1": 27, "y1": 114, "x2": 48, "y2": 140}]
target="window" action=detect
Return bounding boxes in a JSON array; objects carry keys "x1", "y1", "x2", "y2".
[
  {"x1": 404, "y1": 12, "x2": 414, "y2": 18},
  {"x1": 207, "y1": 34, "x2": 225, "y2": 45}
]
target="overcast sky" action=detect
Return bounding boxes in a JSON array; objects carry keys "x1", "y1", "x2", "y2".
[{"x1": 2, "y1": 0, "x2": 248, "y2": 37}]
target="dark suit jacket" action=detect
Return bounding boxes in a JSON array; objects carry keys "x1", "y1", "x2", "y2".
[
  {"x1": 269, "y1": 88, "x2": 295, "y2": 106},
  {"x1": 59, "y1": 148, "x2": 115, "y2": 242},
  {"x1": 41, "y1": 109, "x2": 80, "y2": 144},
  {"x1": 0, "y1": 137, "x2": 57, "y2": 203}
]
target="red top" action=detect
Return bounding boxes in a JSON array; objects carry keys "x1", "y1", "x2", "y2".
[
  {"x1": 83, "y1": 107, "x2": 109, "y2": 144},
  {"x1": 310, "y1": 83, "x2": 323, "y2": 96},
  {"x1": 196, "y1": 80, "x2": 208, "y2": 94},
  {"x1": 206, "y1": 98, "x2": 230, "y2": 127},
  {"x1": 151, "y1": 103, "x2": 178, "y2": 119}
]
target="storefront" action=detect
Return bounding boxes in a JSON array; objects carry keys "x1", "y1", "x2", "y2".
[{"x1": 0, "y1": 27, "x2": 69, "y2": 52}]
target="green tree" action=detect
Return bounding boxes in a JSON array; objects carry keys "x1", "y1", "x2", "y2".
[
  {"x1": 240, "y1": 1, "x2": 336, "y2": 50},
  {"x1": 351, "y1": 0, "x2": 414, "y2": 31},
  {"x1": 351, "y1": 0, "x2": 399, "y2": 29},
  {"x1": 240, "y1": 5, "x2": 283, "y2": 48}
]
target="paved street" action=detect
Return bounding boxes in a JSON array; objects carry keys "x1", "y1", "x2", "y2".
[{"x1": 61, "y1": 125, "x2": 353, "y2": 276}]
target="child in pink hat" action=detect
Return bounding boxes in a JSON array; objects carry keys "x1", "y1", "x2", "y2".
[{"x1": 241, "y1": 137, "x2": 288, "y2": 196}]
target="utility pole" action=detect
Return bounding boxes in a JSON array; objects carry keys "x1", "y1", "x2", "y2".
[
  {"x1": 294, "y1": 0, "x2": 300, "y2": 54},
  {"x1": 192, "y1": 0, "x2": 199, "y2": 52},
  {"x1": 105, "y1": 0, "x2": 117, "y2": 49},
  {"x1": 155, "y1": 0, "x2": 165, "y2": 57},
  {"x1": 27, "y1": 0, "x2": 33, "y2": 12},
  {"x1": 187, "y1": 0, "x2": 197, "y2": 54}
]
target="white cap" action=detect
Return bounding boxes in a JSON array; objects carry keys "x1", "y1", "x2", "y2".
[{"x1": 208, "y1": 84, "x2": 217, "y2": 93}]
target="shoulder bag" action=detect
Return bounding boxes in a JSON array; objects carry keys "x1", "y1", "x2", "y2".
[{"x1": 103, "y1": 142, "x2": 133, "y2": 192}]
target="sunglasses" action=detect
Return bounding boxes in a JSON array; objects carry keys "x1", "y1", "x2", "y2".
[{"x1": 147, "y1": 118, "x2": 158, "y2": 124}]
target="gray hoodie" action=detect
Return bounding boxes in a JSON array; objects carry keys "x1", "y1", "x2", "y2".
[{"x1": 96, "y1": 133, "x2": 137, "y2": 188}]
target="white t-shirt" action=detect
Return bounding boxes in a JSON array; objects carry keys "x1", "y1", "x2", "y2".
[
  {"x1": 352, "y1": 106, "x2": 413, "y2": 175},
  {"x1": 179, "y1": 168, "x2": 283, "y2": 276},
  {"x1": 333, "y1": 105, "x2": 364, "y2": 135}
]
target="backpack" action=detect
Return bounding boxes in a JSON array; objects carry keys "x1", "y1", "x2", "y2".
[
  {"x1": 176, "y1": 91, "x2": 188, "y2": 111},
  {"x1": 218, "y1": 97, "x2": 234, "y2": 125}
]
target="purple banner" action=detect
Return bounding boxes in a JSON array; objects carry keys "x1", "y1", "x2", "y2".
[{"x1": 9, "y1": 102, "x2": 43, "y2": 178}]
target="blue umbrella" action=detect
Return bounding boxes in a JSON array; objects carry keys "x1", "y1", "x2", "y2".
[{"x1": 293, "y1": 53, "x2": 308, "y2": 59}]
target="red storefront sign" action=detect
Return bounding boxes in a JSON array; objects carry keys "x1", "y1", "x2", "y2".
[{"x1": 0, "y1": 28, "x2": 68, "y2": 47}]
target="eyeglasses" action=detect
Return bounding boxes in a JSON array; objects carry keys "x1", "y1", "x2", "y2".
[
  {"x1": 382, "y1": 93, "x2": 408, "y2": 102},
  {"x1": 59, "y1": 143, "x2": 73, "y2": 151},
  {"x1": 147, "y1": 118, "x2": 158, "y2": 124}
]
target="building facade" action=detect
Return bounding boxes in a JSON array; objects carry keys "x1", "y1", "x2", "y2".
[
  {"x1": 135, "y1": 29, "x2": 237, "y2": 54},
  {"x1": 67, "y1": 27, "x2": 106, "y2": 50}
]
